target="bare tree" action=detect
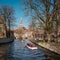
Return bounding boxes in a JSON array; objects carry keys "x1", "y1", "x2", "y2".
[
  {"x1": 24, "y1": 0, "x2": 55, "y2": 33},
  {"x1": 0, "y1": 6, "x2": 16, "y2": 38},
  {"x1": 29, "y1": 20, "x2": 36, "y2": 30}
]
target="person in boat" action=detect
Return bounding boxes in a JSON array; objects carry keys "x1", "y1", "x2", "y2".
[
  {"x1": 27, "y1": 43, "x2": 38, "y2": 50},
  {"x1": 27, "y1": 43, "x2": 36, "y2": 47}
]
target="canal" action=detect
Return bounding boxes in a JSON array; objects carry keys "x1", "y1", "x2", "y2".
[{"x1": 0, "y1": 39, "x2": 60, "y2": 60}]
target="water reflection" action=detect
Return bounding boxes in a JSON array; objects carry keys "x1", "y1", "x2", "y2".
[
  {"x1": 5, "y1": 40, "x2": 45, "y2": 60},
  {"x1": 0, "y1": 39, "x2": 60, "y2": 60}
]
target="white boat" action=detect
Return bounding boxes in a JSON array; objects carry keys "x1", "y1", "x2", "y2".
[{"x1": 27, "y1": 43, "x2": 38, "y2": 50}]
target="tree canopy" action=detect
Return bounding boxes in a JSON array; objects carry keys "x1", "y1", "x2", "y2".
[
  {"x1": 24, "y1": 0, "x2": 55, "y2": 33},
  {"x1": 0, "y1": 6, "x2": 16, "y2": 37}
]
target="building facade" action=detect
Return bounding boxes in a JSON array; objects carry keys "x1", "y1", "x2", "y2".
[
  {"x1": 0, "y1": 15, "x2": 6, "y2": 38},
  {"x1": 14, "y1": 18, "x2": 44, "y2": 40},
  {"x1": 56, "y1": 0, "x2": 60, "y2": 33}
]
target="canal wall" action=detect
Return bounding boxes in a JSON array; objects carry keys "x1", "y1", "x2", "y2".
[
  {"x1": 31, "y1": 40, "x2": 60, "y2": 55},
  {"x1": 0, "y1": 38, "x2": 14, "y2": 44}
]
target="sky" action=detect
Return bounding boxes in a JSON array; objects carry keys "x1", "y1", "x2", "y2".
[
  {"x1": 0, "y1": 0, "x2": 55, "y2": 30},
  {"x1": 0, "y1": 0, "x2": 30, "y2": 29}
]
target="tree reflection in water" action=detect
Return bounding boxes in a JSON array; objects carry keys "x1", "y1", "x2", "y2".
[{"x1": 0, "y1": 39, "x2": 60, "y2": 60}]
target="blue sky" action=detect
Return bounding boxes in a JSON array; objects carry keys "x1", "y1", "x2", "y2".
[
  {"x1": 0, "y1": 0, "x2": 55, "y2": 30},
  {"x1": 0, "y1": 0, "x2": 30, "y2": 29}
]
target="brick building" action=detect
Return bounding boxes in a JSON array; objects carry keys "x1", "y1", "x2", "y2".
[{"x1": 0, "y1": 15, "x2": 6, "y2": 38}]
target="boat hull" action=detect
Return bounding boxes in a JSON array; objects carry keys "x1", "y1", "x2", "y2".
[{"x1": 27, "y1": 45, "x2": 38, "y2": 50}]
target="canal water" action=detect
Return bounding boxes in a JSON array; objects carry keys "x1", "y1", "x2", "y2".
[{"x1": 0, "y1": 39, "x2": 60, "y2": 60}]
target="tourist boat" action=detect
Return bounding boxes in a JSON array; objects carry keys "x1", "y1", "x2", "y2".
[{"x1": 27, "y1": 43, "x2": 38, "y2": 50}]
